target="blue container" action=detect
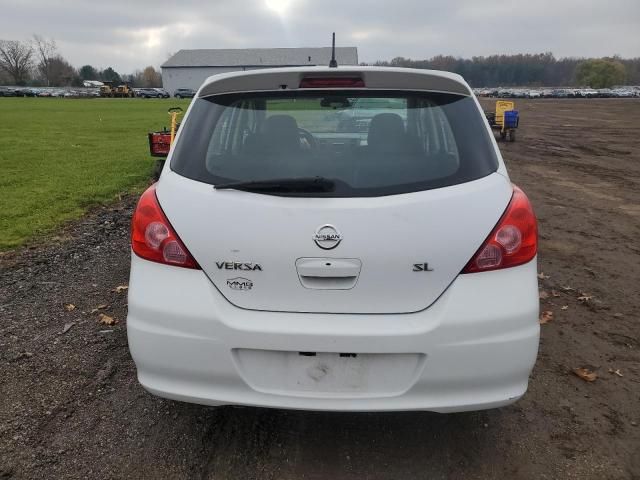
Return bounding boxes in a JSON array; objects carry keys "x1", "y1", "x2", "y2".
[{"x1": 504, "y1": 110, "x2": 519, "y2": 128}]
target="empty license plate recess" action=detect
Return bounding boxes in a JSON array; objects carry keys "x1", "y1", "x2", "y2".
[{"x1": 232, "y1": 349, "x2": 426, "y2": 398}]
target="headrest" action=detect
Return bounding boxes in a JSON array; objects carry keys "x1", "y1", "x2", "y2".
[{"x1": 367, "y1": 113, "x2": 406, "y2": 150}]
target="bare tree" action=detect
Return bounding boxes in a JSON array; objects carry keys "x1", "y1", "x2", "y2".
[
  {"x1": 33, "y1": 34, "x2": 57, "y2": 86},
  {"x1": 0, "y1": 40, "x2": 33, "y2": 85},
  {"x1": 47, "y1": 55, "x2": 77, "y2": 86},
  {"x1": 142, "y1": 66, "x2": 162, "y2": 87}
]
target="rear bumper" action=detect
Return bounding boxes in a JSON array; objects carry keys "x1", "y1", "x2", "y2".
[{"x1": 127, "y1": 255, "x2": 539, "y2": 412}]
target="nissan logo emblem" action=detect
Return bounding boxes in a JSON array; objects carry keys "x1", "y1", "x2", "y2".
[{"x1": 313, "y1": 224, "x2": 342, "y2": 250}]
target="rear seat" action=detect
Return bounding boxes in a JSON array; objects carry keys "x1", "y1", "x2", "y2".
[{"x1": 353, "y1": 113, "x2": 459, "y2": 187}]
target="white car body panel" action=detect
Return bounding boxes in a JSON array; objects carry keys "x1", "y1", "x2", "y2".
[
  {"x1": 156, "y1": 170, "x2": 512, "y2": 314},
  {"x1": 127, "y1": 254, "x2": 539, "y2": 412}
]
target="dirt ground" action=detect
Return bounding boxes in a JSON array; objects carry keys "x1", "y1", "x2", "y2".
[{"x1": 1, "y1": 98, "x2": 639, "y2": 480}]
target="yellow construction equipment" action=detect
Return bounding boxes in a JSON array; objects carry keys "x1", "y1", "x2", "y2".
[
  {"x1": 99, "y1": 81, "x2": 115, "y2": 97},
  {"x1": 114, "y1": 83, "x2": 134, "y2": 98},
  {"x1": 99, "y1": 81, "x2": 134, "y2": 98}
]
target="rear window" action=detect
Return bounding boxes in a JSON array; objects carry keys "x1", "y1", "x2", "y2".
[{"x1": 171, "y1": 91, "x2": 498, "y2": 197}]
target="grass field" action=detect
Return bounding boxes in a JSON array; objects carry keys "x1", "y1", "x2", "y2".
[{"x1": 0, "y1": 98, "x2": 190, "y2": 250}]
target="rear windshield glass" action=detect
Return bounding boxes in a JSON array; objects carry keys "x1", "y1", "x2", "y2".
[{"x1": 171, "y1": 91, "x2": 498, "y2": 197}]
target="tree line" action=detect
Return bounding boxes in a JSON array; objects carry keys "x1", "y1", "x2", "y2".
[
  {"x1": 370, "y1": 53, "x2": 639, "y2": 88},
  {"x1": 2, "y1": 37, "x2": 638, "y2": 89},
  {"x1": 0, "y1": 36, "x2": 162, "y2": 88}
]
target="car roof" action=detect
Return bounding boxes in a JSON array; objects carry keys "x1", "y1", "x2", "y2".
[{"x1": 198, "y1": 66, "x2": 471, "y2": 97}]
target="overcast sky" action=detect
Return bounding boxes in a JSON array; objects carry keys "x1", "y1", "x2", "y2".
[{"x1": 1, "y1": 0, "x2": 639, "y2": 73}]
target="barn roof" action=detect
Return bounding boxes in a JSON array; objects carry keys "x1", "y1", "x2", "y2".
[{"x1": 161, "y1": 47, "x2": 359, "y2": 68}]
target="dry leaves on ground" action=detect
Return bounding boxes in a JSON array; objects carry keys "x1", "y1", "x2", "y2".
[
  {"x1": 561, "y1": 305, "x2": 569, "y2": 310},
  {"x1": 537, "y1": 272, "x2": 550, "y2": 280},
  {"x1": 62, "y1": 322, "x2": 75, "y2": 334},
  {"x1": 539, "y1": 310, "x2": 554, "y2": 324},
  {"x1": 573, "y1": 367, "x2": 597, "y2": 382},
  {"x1": 64, "y1": 303, "x2": 76, "y2": 312},
  {"x1": 90, "y1": 304, "x2": 109, "y2": 313},
  {"x1": 98, "y1": 313, "x2": 118, "y2": 326},
  {"x1": 578, "y1": 294, "x2": 593, "y2": 302},
  {"x1": 608, "y1": 368, "x2": 623, "y2": 377},
  {"x1": 539, "y1": 290, "x2": 549, "y2": 299},
  {"x1": 113, "y1": 285, "x2": 128, "y2": 293}
]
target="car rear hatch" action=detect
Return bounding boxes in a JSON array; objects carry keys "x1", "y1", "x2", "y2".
[
  {"x1": 158, "y1": 173, "x2": 511, "y2": 314},
  {"x1": 156, "y1": 68, "x2": 512, "y2": 314}
]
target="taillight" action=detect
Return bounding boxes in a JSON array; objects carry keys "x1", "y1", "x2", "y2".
[
  {"x1": 131, "y1": 185, "x2": 199, "y2": 269},
  {"x1": 462, "y1": 186, "x2": 537, "y2": 273},
  {"x1": 299, "y1": 77, "x2": 365, "y2": 88}
]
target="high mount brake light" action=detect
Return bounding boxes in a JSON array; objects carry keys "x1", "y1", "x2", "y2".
[
  {"x1": 131, "y1": 185, "x2": 199, "y2": 269},
  {"x1": 299, "y1": 77, "x2": 365, "y2": 88},
  {"x1": 462, "y1": 186, "x2": 537, "y2": 273}
]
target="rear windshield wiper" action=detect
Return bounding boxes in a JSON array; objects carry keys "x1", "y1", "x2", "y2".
[{"x1": 214, "y1": 176, "x2": 335, "y2": 193}]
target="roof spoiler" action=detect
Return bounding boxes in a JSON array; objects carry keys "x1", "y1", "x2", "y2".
[{"x1": 198, "y1": 68, "x2": 471, "y2": 97}]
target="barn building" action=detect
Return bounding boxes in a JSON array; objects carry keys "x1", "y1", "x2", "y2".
[{"x1": 161, "y1": 47, "x2": 359, "y2": 95}]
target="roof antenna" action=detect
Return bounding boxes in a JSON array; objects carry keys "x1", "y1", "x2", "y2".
[{"x1": 329, "y1": 32, "x2": 338, "y2": 68}]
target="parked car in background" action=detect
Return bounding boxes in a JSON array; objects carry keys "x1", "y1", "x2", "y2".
[
  {"x1": 476, "y1": 87, "x2": 640, "y2": 99},
  {"x1": 13, "y1": 87, "x2": 37, "y2": 97},
  {"x1": 137, "y1": 88, "x2": 163, "y2": 98},
  {"x1": 173, "y1": 88, "x2": 196, "y2": 98},
  {"x1": 0, "y1": 87, "x2": 17, "y2": 97},
  {"x1": 612, "y1": 89, "x2": 635, "y2": 98},
  {"x1": 154, "y1": 88, "x2": 170, "y2": 98}
]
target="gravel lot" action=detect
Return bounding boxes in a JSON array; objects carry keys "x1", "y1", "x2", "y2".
[{"x1": 1, "y1": 99, "x2": 639, "y2": 479}]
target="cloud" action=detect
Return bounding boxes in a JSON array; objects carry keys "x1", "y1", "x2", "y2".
[{"x1": 1, "y1": 0, "x2": 638, "y2": 73}]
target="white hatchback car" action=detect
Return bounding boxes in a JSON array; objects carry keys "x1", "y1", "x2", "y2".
[{"x1": 127, "y1": 66, "x2": 539, "y2": 412}]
